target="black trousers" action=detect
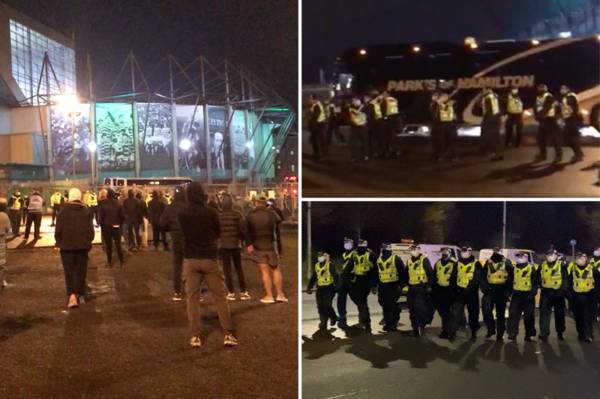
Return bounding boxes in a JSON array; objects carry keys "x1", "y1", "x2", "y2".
[
  {"x1": 221, "y1": 248, "x2": 247, "y2": 293},
  {"x1": 571, "y1": 292, "x2": 596, "y2": 340},
  {"x1": 310, "y1": 123, "x2": 326, "y2": 160},
  {"x1": 171, "y1": 232, "x2": 184, "y2": 294},
  {"x1": 8, "y1": 209, "x2": 20, "y2": 236},
  {"x1": 385, "y1": 115, "x2": 401, "y2": 156},
  {"x1": 407, "y1": 284, "x2": 430, "y2": 330},
  {"x1": 453, "y1": 287, "x2": 480, "y2": 333},
  {"x1": 60, "y1": 250, "x2": 88, "y2": 297},
  {"x1": 537, "y1": 119, "x2": 562, "y2": 157},
  {"x1": 89, "y1": 206, "x2": 99, "y2": 226},
  {"x1": 378, "y1": 282, "x2": 401, "y2": 329},
  {"x1": 434, "y1": 286, "x2": 457, "y2": 336},
  {"x1": 350, "y1": 125, "x2": 368, "y2": 161},
  {"x1": 505, "y1": 113, "x2": 523, "y2": 147},
  {"x1": 126, "y1": 219, "x2": 141, "y2": 248},
  {"x1": 151, "y1": 223, "x2": 168, "y2": 249},
  {"x1": 24, "y1": 212, "x2": 42, "y2": 239},
  {"x1": 482, "y1": 286, "x2": 509, "y2": 337},
  {"x1": 336, "y1": 278, "x2": 351, "y2": 323},
  {"x1": 482, "y1": 116, "x2": 502, "y2": 155},
  {"x1": 539, "y1": 289, "x2": 566, "y2": 337},
  {"x1": 507, "y1": 291, "x2": 536, "y2": 338},
  {"x1": 103, "y1": 226, "x2": 124, "y2": 264},
  {"x1": 369, "y1": 120, "x2": 386, "y2": 157},
  {"x1": 563, "y1": 118, "x2": 583, "y2": 157},
  {"x1": 433, "y1": 122, "x2": 457, "y2": 159},
  {"x1": 348, "y1": 276, "x2": 371, "y2": 327},
  {"x1": 51, "y1": 205, "x2": 60, "y2": 225},
  {"x1": 327, "y1": 120, "x2": 345, "y2": 145},
  {"x1": 316, "y1": 285, "x2": 337, "y2": 326}
]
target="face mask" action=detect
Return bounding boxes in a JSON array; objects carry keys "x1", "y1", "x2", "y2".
[
  {"x1": 344, "y1": 242, "x2": 353, "y2": 251},
  {"x1": 547, "y1": 255, "x2": 557, "y2": 263},
  {"x1": 576, "y1": 258, "x2": 587, "y2": 266},
  {"x1": 318, "y1": 256, "x2": 326, "y2": 263},
  {"x1": 382, "y1": 250, "x2": 391, "y2": 257},
  {"x1": 441, "y1": 252, "x2": 450, "y2": 260},
  {"x1": 517, "y1": 257, "x2": 527, "y2": 264},
  {"x1": 411, "y1": 250, "x2": 420, "y2": 257},
  {"x1": 460, "y1": 252, "x2": 470, "y2": 259},
  {"x1": 511, "y1": 89, "x2": 518, "y2": 95},
  {"x1": 594, "y1": 250, "x2": 600, "y2": 257}
]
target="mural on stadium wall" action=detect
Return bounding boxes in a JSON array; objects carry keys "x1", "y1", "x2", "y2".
[
  {"x1": 175, "y1": 104, "x2": 206, "y2": 172},
  {"x1": 96, "y1": 103, "x2": 135, "y2": 171},
  {"x1": 137, "y1": 103, "x2": 174, "y2": 171},
  {"x1": 231, "y1": 110, "x2": 253, "y2": 171},
  {"x1": 50, "y1": 104, "x2": 92, "y2": 177},
  {"x1": 207, "y1": 106, "x2": 231, "y2": 174}
]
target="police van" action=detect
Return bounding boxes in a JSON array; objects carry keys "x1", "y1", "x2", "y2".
[
  {"x1": 391, "y1": 241, "x2": 461, "y2": 266},
  {"x1": 478, "y1": 248, "x2": 538, "y2": 265}
]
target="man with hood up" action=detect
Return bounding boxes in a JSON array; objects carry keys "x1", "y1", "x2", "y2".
[{"x1": 160, "y1": 186, "x2": 188, "y2": 301}]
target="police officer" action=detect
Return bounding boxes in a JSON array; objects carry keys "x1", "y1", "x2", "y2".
[
  {"x1": 504, "y1": 87, "x2": 524, "y2": 148},
  {"x1": 435, "y1": 93, "x2": 458, "y2": 162},
  {"x1": 337, "y1": 237, "x2": 357, "y2": 329},
  {"x1": 405, "y1": 244, "x2": 434, "y2": 337},
  {"x1": 50, "y1": 191, "x2": 63, "y2": 227},
  {"x1": 348, "y1": 239, "x2": 377, "y2": 333},
  {"x1": 7, "y1": 191, "x2": 22, "y2": 237},
  {"x1": 429, "y1": 91, "x2": 441, "y2": 162},
  {"x1": 560, "y1": 85, "x2": 583, "y2": 163},
  {"x1": 481, "y1": 248, "x2": 513, "y2": 341},
  {"x1": 349, "y1": 98, "x2": 369, "y2": 163},
  {"x1": 308, "y1": 94, "x2": 327, "y2": 161},
  {"x1": 85, "y1": 190, "x2": 99, "y2": 227},
  {"x1": 366, "y1": 92, "x2": 384, "y2": 158},
  {"x1": 568, "y1": 253, "x2": 599, "y2": 343},
  {"x1": 538, "y1": 249, "x2": 569, "y2": 342},
  {"x1": 535, "y1": 84, "x2": 562, "y2": 163},
  {"x1": 432, "y1": 247, "x2": 458, "y2": 340},
  {"x1": 454, "y1": 246, "x2": 481, "y2": 341},
  {"x1": 376, "y1": 243, "x2": 405, "y2": 332},
  {"x1": 480, "y1": 87, "x2": 503, "y2": 161},
  {"x1": 307, "y1": 251, "x2": 339, "y2": 330},
  {"x1": 592, "y1": 246, "x2": 600, "y2": 322},
  {"x1": 326, "y1": 99, "x2": 345, "y2": 146},
  {"x1": 507, "y1": 252, "x2": 539, "y2": 342},
  {"x1": 380, "y1": 90, "x2": 401, "y2": 158}
]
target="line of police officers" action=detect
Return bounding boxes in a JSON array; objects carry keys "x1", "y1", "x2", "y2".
[
  {"x1": 308, "y1": 84, "x2": 583, "y2": 164},
  {"x1": 308, "y1": 239, "x2": 600, "y2": 343}
]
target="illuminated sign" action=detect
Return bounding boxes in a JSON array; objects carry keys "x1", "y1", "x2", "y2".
[{"x1": 387, "y1": 75, "x2": 536, "y2": 92}]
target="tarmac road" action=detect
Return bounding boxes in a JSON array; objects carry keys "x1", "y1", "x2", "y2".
[{"x1": 0, "y1": 228, "x2": 298, "y2": 399}]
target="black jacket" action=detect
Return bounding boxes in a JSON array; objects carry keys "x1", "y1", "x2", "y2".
[
  {"x1": 245, "y1": 206, "x2": 277, "y2": 251},
  {"x1": 147, "y1": 198, "x2": 166, "y2": 224},
  {"x1": 178, "y1": 203, "x2": 220, "y2": 259},
  {"x1": 160, "y1": 200, "x2": 186, "y2": 232},
  {"x1": 98, "y1": 198, "x2": 124, "y2": 227},
  {"x1": 218, "y1": 208, "x2": 245, "y2": 249},
  {"x1": 123, "y1": 197, "x2": 142, "y2": 222},
  {"x1": 55, "y1": 202, "x2": 94, "y2": 251}
]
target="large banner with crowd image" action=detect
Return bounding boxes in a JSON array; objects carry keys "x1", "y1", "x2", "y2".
[{"x1": 50, "y1": 103, "x2": 92, "y2": 178}]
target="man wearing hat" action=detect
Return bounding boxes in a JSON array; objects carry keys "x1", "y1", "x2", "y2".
[
  {"x1": 507, "y1": 251, "x2": 539, "y2": 341},
  {"x1": 480, "y1": 248, "x2": 514, "y2": 341},
  {"x1": 534, "y1": 83, "x2": 562, "y2": 163},
  {"x1": 537, "y1": 248, "x2": 569, "y2": 342},
  {"x1": 404, "y1": 244, "x2": 434, "y2": 337},
  {"x1": 568, "y1": 253, "x2": 599, "y2": 343},
  {"x1": 454, "y1": 246, "x2": 481, "y2": 341},
  {"x1": 432, "y1": 247, "x2": 458, "y2": 340},
  {"x1": 376, "y1": 243, "x2": 405, "y2": 332},
  {"x1": 348, "y1": 239, "x2": 377, "y2": 333},
  {"x1": 337, "y1": 237, "x2": 357, "y2": 329},
  {"x1": 307, "y1": 251, "x2": 339, "y2": 330}
]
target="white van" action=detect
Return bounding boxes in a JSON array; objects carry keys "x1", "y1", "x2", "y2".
[
  {"x1": 478, "y1": 248, "x2": 537, "y2": 265},
  {"x1": 390, "y1": 243, "x2": 461, "y2": 266}
]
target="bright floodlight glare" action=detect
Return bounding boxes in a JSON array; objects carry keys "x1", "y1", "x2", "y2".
[
  {"x1": 412, "y1": 45, "x2": 421, "y2": 53},
  {"x1": 596, "y1": 34, "x2": 600, "y2": 41},
  {"x1": 86, "y1": 141, "x2": 97, "y2": 152},
  {"x1": 54, "y1": 93, "x2": 79, "y2": 111},
  {"x1": 531, "y1": 39, "x2": 540, "y2": 46},
  {"x1": 245, "y1": 141, "x2": 254, "y2": 148},
  {"x1": 470, "y1": 43, "x2": 478, "y2": 50},
  {"x1": 558, "y1": 31, "x2": 572, "y2": 38},
  {"x1": 179, "y1": 138, "x2": 192, "y2": 151},
  {"x1": 359, "y1": 48, "x2": 367, "y2": 56}
]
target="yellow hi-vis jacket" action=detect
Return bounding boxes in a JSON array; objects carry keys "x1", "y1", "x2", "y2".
[
  {"x1": 353, "y1": 252, "x2": 373, "y2": 276},
  {"x1": 486, "y1": 260, "x2": 508, "y2": 284},
  {"x1": 408, "y1": 256, "x2": 428, "y2": 285},
  {"x1": 507, "y1": 94, "x2": 523, "y2": 114},
  {"x1": 571, "y1": 263, "x2": 595, "y2": 293},
  {"x1": 439, "y1": 103, "x2": 455, "y2": 122},
  {"x1": 435, "y1": 260, "x2": 454, "y2": 287},
  {"x1": 377, "y1": 255, "x2": 399, "y2": 283},
  {"x1": 314, "y1": 260, "x2": 334, "y2": 287},
  {"x1": 457, "y1": 260, "x2": 477, "y2": 289},
  {"x1": 385, "y1": 96, "x2": 399, "y2": 116},
  {"x1": 513, "y1": 263, "x2": 534, "y2": 292},
  {"x1": 312, "y1": 101, "x2": 326, "y2": 123},
  {"x1": 540, "y1": 261, "x2": 563, "y2": 289},
  {"x1": 536, "y1": 92, "x2": 556, "y2": 118}
]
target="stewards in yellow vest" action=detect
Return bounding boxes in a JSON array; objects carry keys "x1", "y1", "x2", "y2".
[
  {"x1": 507, "y1": 252, "x2": 539, "y2": 341},
  {"x1": 534, "y1": 84, "x2": 562, "y2": 163},
  {"x1": 432, "y1": 247, "x2": 458, "y2": 340},
  {"x1": 376, "y1": 243, "x2": 405, "y2": 332},
  {"x1": 454, "y1": 246, "x2": 481, "y2": 341},
  {"x1": 480, "y1": 87, "x2": 503, "y2": 162},
  {"x1": 434, "y1": 93, "x2": 458, "y2": 162},
  {"x1": 367, "y1": 93, "x2": 384, "y2": 159},
  {"x1": 404, "y1": 244, "x2": 434, "y2": 337},
  {"x1": 348, "y1": 239, "x2": 377, "y2": 333},
  {"x1": 337, "y1": 237, "x2": 357, "y2": 328},
  {"x1": 504, "y1": 87, "x2": 524, "y2": 147},
  {"x1": 481, "y1": 249, "x2": 513, "y2": 341},
  {"x1": 568, "y1": 253, "x2": 599, "y2": 343},
  {"x1": 537, "y1": 249, "x2": 569, "y2": 342},
  {"x1": 50, "y1": 191, "x2": 63, "y2": 227},
  {"x1": 308, "y1": 94, "x2": 327, "y2": 162},
  {"x1": 7, "y1": 192, "x2": 22, "y2": 236},
  {"x1": 559, "y1": 84, "x2": 584, "y2": 162},
  {"x1": 349, "y1": 98, "x2": 369, "y2": 163},
  {"x1": 380, "y1": 90, "x2": 401, "y2": 158},
  {"x1": 307, "y1": 252, "x2": 339, "y2": 330}
]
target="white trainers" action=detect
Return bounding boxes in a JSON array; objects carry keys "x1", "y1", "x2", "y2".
[
  {"x1": 226, "y1": 292, "x2": 236, "y2": 301},
  {"x1": 240, "y1": 291, "x2": 251, "y2": 301},
  {"x1": 190, "y1": 335, "x2": 202, "y2": 348},
  {"x1": 260, "y1": 296, "x2": 276, "y2": 304},
  {"x1": 224, "y1": 333, "x2": 238, "y2": 347},
  {"x1": 276, "y1": 295, "x2": 289, "y2": 303},
  {"x1": 172, "y1": 293, "x2": 183, "y2": 302},
  {"x1": 67, "y1": 295, "x2": 78, "y2": 309}
]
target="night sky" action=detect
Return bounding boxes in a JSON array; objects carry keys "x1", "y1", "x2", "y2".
[
  {"x1": 302, "y1": 0, "x2": 581, "y2": 83},
  {"x1": 5, "y1": 0, "x2": 298, "y2": 106},
  {"x1": 303, "y1": 202, "x2": 600, "y2": 256}
]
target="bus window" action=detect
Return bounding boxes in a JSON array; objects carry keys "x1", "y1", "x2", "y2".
[
  {"x1": 117, "y1": 179, "x2": 125, "y2": 187},
  {"x1": 104, "y1": 177, "x2": 112, "y2": 186}
]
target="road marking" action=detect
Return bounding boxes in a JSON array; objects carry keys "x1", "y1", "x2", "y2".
[{"x1": 326, "y1": 389, "x2": 368, "y2": 399}]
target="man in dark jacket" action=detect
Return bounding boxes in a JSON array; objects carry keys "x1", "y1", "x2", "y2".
[
  {"x1": 178, "y1": 182, "x2": 237, "y2": 349},
  {"x1": 123, "y1": 189, "x2": 142, "y2": 251},
  {"x1": 218, "y1": 194, "x2": 249, "y2": 301},
  {"x1": 148, "y1": 190, "x2": 168, "y2": 251},
  {"x1": 160, "y1": 186, "x2": 187, "y2": 301},
  {"x1": 55, "y1": 188, "x2": 95, "y2": 309},
  {"x1": 246, "y1": 197, "x2": 288, "y2": 304},
  {"x1": 98, "y1": 189, "x2": 125, "y2": 267},
  {"x1": 480, "y1": 249, "x2": 514, "y2": 341},
  {"x1": 267, "y1": 199, "x2": 284, "y2": 256}
]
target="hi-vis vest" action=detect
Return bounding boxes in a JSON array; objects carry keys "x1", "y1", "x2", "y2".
[
  {"x1": 482, "y1": 93, "x2": 500, "y2": 115},
  {"x1": 571, "y1": 264, "x2": 595, "y2": 293},
  {"x1": 561, "y1": 93, "x2": 578, "y2": 119},
  {"x1": 385, "y1": 96, "x2": 399, "y2": 116},
  {"x1": 353, "y1": 252, "x2": 372, "y2": 276},
  {"x1": 513, "y1": 264, "x2": 534, "y2": 291},
  {"x1": 10, "y1": 196, "x2": 21, "y2": 210},
  {"x1": 342, "y1": 250, "x2": 356, "y2": 272},
  {"x1": 435, "y1": 260, "x2": 454, "y2": 287},
  {"x1": 507, "y1": 94, "x2": 523, "y2": 114},
  {"x1": 86, "y1": 193, "x2": 98, "y2": 207},
  {"x1": 312, "y1": 101, "x2": 326, "y2": 123},
  {"x1": 457, "y1": 261, "x2": 477, "y2": 289},
  {"x1": 370, "y1": 100, "x2": 383, "y2": 120},
  {"x1": 439, "y1": 103, "x2": 455, "y2": 122},
  {"x1": 315, "y1": 261, "x2": 334, "y2": 287},
  {"x1": 536, "y1": 93, "x2": 555, "y2": 118},
  {"x1": 486, "y1": 261, "x2": 508, "y2": 284},
  {"x1": 51, "y1": 192, "x2": 62, "y2": 206},
  {"x1": 591, "y1": 258, "x2": 600, "y2": 272},
  {"x1": 408, "y1": 256, "x2": 428, "y2": 285},
  {"x1": 350, "y1": 108, "x2": 367, "y2": 126},
  {"x1": 541, "y1": 261, "x2": 563, "y2": 289},
  {"x1": 377, "y1": 255, "x2": 399, "y2": 283}
]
